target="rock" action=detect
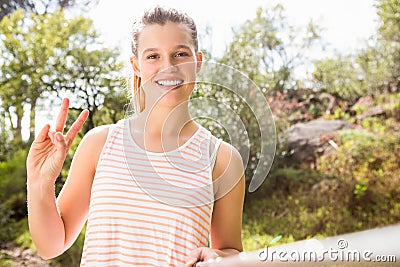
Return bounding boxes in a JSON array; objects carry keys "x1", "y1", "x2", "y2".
[
  {"x1": 282, "y1": 120, "x2": 354, "y2": 165},
  {"x1": 0, "y1": 244, "x2": 53, "y2": 267}
]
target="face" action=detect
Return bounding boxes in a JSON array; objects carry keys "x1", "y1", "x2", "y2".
[{"x1": 131, "y1": 21, "x2": 202, "y2": 109}]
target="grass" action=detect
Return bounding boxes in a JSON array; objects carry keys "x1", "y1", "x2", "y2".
[{"x1": 0, "y1": 252, "x2": 14, "y2": 267}]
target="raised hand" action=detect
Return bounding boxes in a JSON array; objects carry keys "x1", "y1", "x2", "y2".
[{"x1": 27, "y1": 98, "x2": 89, "y2": 185}]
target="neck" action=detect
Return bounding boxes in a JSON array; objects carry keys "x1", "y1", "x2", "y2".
[{"x1": 135, "y1": 103, "x2": 193, "y2": 135}]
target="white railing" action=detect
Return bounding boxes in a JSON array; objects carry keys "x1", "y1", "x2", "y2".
[{"x1": 204, "y1": 224, "x2": 400, "y2": 266}]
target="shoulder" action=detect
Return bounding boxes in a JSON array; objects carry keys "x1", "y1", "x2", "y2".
[
  {"x1": 74, "y1": 124, "x2": 113, "y2": 168},
  {"x1": 217, "y1": 141, "x2": 242, "y2": 165},
  {"x1": 206, "y1": 130, "x2": 241, "y2": 162},
  {"x1": 212, "y1": 140, "x2": 244, "y2": 181},
  {"x1": 81, "y1": 124, "x2": 111, "y2": 146},
  {"x1": 81, "y1": 118, "x2": 127, "y2": 147},
  {"x1": 212, "y1": 140, "x2": 245, "y2": 201}
]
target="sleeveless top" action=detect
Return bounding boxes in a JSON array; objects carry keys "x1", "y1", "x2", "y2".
[{"x1": 80, "y1": 118, "x2": 221, "y2": 266}]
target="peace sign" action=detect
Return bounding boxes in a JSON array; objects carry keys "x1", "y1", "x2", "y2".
[{"x1": 27, "y1": 98, "x2": 89, "y2": 185}]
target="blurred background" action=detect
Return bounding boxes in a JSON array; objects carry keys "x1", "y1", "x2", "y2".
[{"x1": 0, "y1": 0, "x2": 399, "y2": 265}]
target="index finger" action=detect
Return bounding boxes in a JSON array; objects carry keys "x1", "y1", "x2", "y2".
[
  {"x1": 55, "y1": 98, "x2": 70, "y2": 132},
  {"x1": 65, "y1": 109, "x2": 89, "y2": 144}
]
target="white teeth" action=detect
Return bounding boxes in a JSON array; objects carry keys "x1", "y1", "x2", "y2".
[{"x1": 156, "y1": 80, "x2": 183, "y2": 86}]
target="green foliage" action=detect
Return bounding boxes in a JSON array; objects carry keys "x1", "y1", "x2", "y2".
[
  {"x1": 220, "y1": 4, "x2": 321, "y2": 93},
  {"x1": 93, "y1": 87, "x2": 128, "y2": 127},
  {"x1": 0, "y1": 2, "x2": 399, "y2": 265},
  {"x1": 356, "y1": 44, "x2": 395, "y2": 92},
  {"x1": 0, "y1": 252, "x2": 14, "y2": 267},
  {"x1": 0, "y1": 0, "x2": 99, "y2": 20},
  {"x1": 49, "y1": 25, "x2": 125, "y2": 131},
  {"x1": 324, "y1": 107, "x2": 352, "y2": 121},
  {"x1": 243, "y1": 168, "x2": 342, "y2": 242},
  {"x1": 193, "y1": 4, "x2": 322, "y2": 182},
  {"x1": 0, "y1": 149, "x2": 28, "y2": 243},
  {"x1": 354, "y1": 178, "x2": 368, "y2": 198},
  {"x1": 13, "y1": 218, "x2": 34, "y2": 250},
  {"x1": 376, "y1": 0, "x2": 400, "y2": 43},
  {"x1": 0, "y1": 203, "x2": 15, "y2": 244},
  {"x1": 0, "y1": 7, "x2": 125, "y2": 266},
  {"x1": 0, "y1": 8, "x2": 124, "y2": 146},
  {"x1": 244, "y1": 110, "x2": 400, "y2": 249},
  {"x1": 0, "y1": 9, "x2": 81, "y2": 140},
  {"x1": 313, "y1": 0, "x2": 400, "y2": 101},
  {"x1": 192, "y1": 80, "x2": 272, "y2": 181},
  {"x1": 317, "y1": 127, "x2": 400, "y2": 223},
  {"x1": 312, "y1": 55, "x2": 368, "y2": 101},
  {"x1": 0, "y1": 149, "x2": 28, "y2": 217}
]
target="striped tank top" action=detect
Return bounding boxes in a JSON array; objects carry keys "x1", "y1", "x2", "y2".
[{"x1": 80, "y1": 118, "x2": 221, "y2": 266}]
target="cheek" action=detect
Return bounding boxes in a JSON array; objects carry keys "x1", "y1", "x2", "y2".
[
  {"x1": 182, "y1": 63, "x2": 198, "y2": 78},
  {"x1": 140, "y1": 64, "x2": 158, "y2": 80}
]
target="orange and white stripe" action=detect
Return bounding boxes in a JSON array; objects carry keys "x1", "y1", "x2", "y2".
[{"x1": 80, "y1": 118, "x2": 220, "y2": 266}]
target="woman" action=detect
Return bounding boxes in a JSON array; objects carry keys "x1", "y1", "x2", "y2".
[{"x1": 27, "y1": 6, "x2": 245, "y2": 266}]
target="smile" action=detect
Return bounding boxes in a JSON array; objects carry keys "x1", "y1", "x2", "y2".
[{"x1": 156, "y1": 80, "x2": 184, "y2": 87}]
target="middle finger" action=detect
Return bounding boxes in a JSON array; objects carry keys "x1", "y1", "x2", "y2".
[{"x1": 55, "y1": 98, "x2": 69, "y2": 133}]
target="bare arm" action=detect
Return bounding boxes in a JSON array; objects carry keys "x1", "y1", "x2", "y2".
[
  {"x1": 26, "y1": 98, "x2": 108, "y2": 259},
  {"x1": 185, "y1": 141, "x2": 245, "y2": 266},
  {"x1": 56, "y1": 124, "x2": 109, "y2": 249},
  {"x1": 210, "y1": 141, "x2": 245, "y2": 254}
]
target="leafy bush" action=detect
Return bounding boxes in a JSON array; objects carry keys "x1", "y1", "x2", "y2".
[
  {"x1": 0, "y1": 203, "x2": 15, "y2": 244},
  {"x1": 243, "y1": 118, "x2": 399, "y2": 251},
  {"x1": 0, "y1": 149, "x2": 28, "y2": 244},
  {"x1": 0, "y1": 252, "x2": 14, "y2": 267},
  {"x1": 243, "y1": 168, "x2": 329, "y2": 243},
  {"x1": 13, "y1": 218, "x2": 34, "y2": 250},
  {"x1": 317, "y1": 128, "x2": 400, "y2": 226}
]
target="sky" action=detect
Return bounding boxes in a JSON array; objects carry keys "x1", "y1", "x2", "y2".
[{"x1": 89, "y1": 0, "x2": 379, "y2": 61}]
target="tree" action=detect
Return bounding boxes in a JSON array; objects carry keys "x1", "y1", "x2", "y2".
[
  {"x1": 0, "y1": 10, "x2": 36, "y2": 140},
  {"x1": 193, "y1": 5, "x2": 320, "y2": 182},
  {"x1": 42, "y1": 10, "x2": 125, "y2": 132},
  {"x1": 375, "y1": 0, "x2": 400, "y2": 88},
  {"x1": 0, "y1": 0, "x2": 99, "y2": 20},
  {"x1": 0, "y1": 103, "x2": 12, "y2": 161},
  {"x1": 312, "y1": 0, "x2": 400, "y2": 100},
  {"x1": 0, "y1": 9, "x2": 124, "y2": 143},
  {"x1": 220, "y1": 4, "x2": 321, "y2": 93},
  {"x1": 0, "y1": 10, "x2": 74, "y2": 140},
  {"x1": 312, "y1": 55, "x2": 367, "y2": 102},
  {"x1": 49, "y1": 45, "x2": 125, "y2": 132},
  {"x1": 355, "y1": 0, "x2": 400, "y2": 94},
  {"x1": 376, "y1": 0, "x2": 400, "y2": 43}
]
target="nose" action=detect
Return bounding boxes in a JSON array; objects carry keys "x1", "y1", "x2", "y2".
[{"x1": 161, "y1": 56, "x2": 178, "y2": 73}]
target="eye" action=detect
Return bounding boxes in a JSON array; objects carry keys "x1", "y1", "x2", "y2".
[
  {"x1": 175, "y1": 51, "x2": 190, "y2": 57},
  {"x1": 146, "y1": 54, "x2": 159, "y2": 60}
]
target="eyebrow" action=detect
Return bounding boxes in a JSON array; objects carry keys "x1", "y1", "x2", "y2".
[{"x1": 141, "y1": 45, "x2": 193, "y2": 56}]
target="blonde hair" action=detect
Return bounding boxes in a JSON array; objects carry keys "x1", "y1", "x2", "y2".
[{"x1": 130, "y1": 6, "x2": 198, "y2": 113}]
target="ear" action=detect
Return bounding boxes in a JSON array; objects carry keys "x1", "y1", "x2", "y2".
[
  {"x1": 196, "y1": 51, "x2": 203, "y2": 73},
  {"x1": 130, "y1": 56, "x2": 141, "y2": 77}
]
